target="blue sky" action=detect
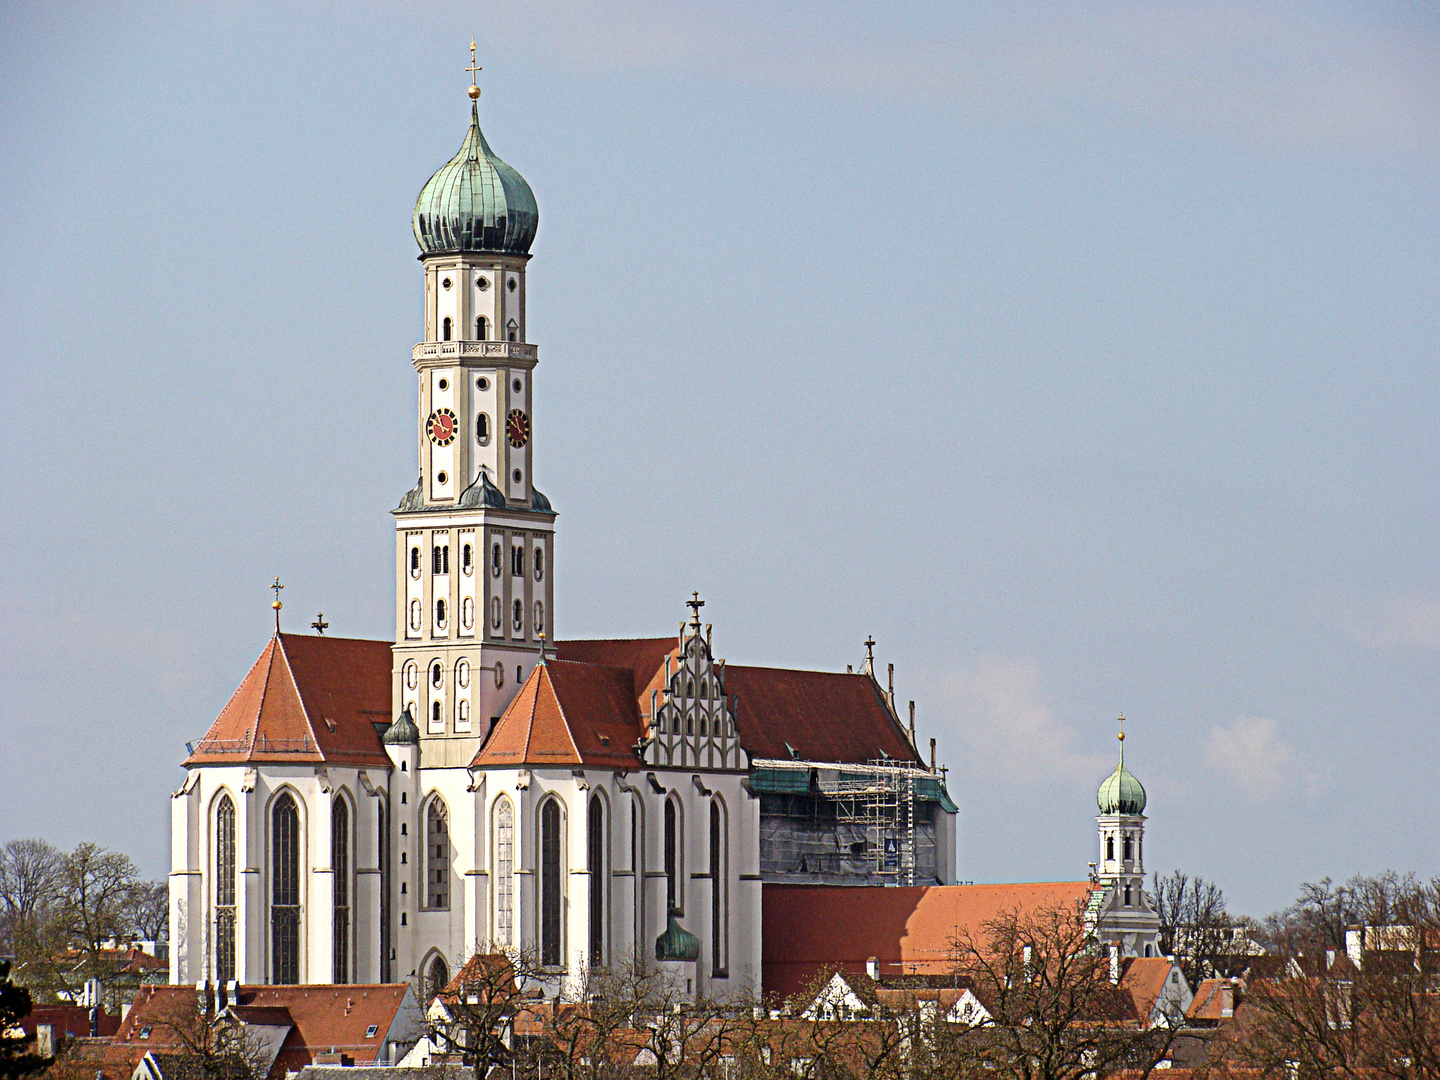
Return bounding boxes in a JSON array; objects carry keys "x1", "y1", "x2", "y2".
[{"x1": 2, "y1": 1, "x2": 1437, "y2": 915}]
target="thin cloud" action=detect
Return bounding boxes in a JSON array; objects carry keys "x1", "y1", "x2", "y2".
[
  {"x1": 1315, "y1": 588, "x2": 1440, "y2": 649},
  {"x1": 1204, "y1": 715, "x2": 1324, "y2": 802},
  {"x1": 496, "y1": 1, "x2": 1440, "y2": 156},
  {"x1": 940, "y1": 653, "x2": 1105, "y2": 784}
]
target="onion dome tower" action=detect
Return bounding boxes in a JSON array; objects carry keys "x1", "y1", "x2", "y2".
[
  {"x1": 392, "y1": 45, "x2": 555, "y2": 773},
  {"x1": 1092, "y1": 718, "x2": 1160, "y2": 958}
]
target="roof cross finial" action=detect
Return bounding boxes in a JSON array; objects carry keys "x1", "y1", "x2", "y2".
[
  {"x1": 467, "y1": 38, "x2": 482, "y2": 100},
  {"x1": 270, "y1": 578, "x2": 284, "y2": 633},
  {"x1": 863, "y1": 635, "x2": 876, "y2": 676},
  {"x1": 686, "y1": 591, "x2": 705, "y2": 631},
  {"x1": 1117, "y1": 714, "x2": 1126, "y2": 764},
  {"x1": 312, "y1": 613, "x2": 328, "y2": 636}
]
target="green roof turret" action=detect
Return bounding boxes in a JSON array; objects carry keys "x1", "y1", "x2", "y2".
[
  {"x1": 1097, "y1": 717, "x2": 1146, "y2": 815},
  {"x1": 413, "y1": 93, "x2": 538, "y2": 257},
  {"x1": 654, "y1": 906, "x2": 700, "y2": 962},
  {"x1": 382, "y1": 706, "x2": 420, "y2": 746}
]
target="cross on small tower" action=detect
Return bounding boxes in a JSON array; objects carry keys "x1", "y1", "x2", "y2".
[
  {"x1": 466, "y1": 38, "x2": 482, "y2": 100},
  {"x1": 270, "y1": 578, "x2": 284, "y2": 633},
  {"x1": 312, "y1": 613, "x2": 329, "y2": 636},
  {"x1": 863, "y1": 635, "x2": 876, "y2": 676},
  {"x1": 686, "y1": 591, "x2": 705, "y2": 631}
]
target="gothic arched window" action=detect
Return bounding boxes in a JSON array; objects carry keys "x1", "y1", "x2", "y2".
[
  {"x1": 710, "y1": 800, "x2": 727, "y2": 975},
  {"x1": 442, "y1": 317, "x2": 452, "y2": 341},
  {"x1": 588, "y1": 796, "x2": 605, "y2": 965},
  {"x1": 426, "y1": 955, "x2": 449, "y2": 1001},
  {"x1": 540, "y1": 800, "x2": 563, "y2": 967},
  {"x1": 214, "y1": 796, "x2": 236, "y2": 984},
  {"x1": 426, "y1": 799, "x2": 450, "y2": 910},
  {"x1": 664, "y1": 798, "x2": 681, "y2": 915},
  {"x1": 271, "y1": 793, "x2": 300, "y2": 984},
  {"x1": 332, "y1": 798, "x2": 350, "y2": 983},
  {"x1": 493, "y1": 798, "x2": 515, "y2": 947},
  {"x1": 379, "y1": 799, "x2": 391, "y2": 983}
]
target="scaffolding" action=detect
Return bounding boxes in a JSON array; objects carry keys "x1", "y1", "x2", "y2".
[{"x1": 753, "y1": 757, "x2": 928, "y2": 886}]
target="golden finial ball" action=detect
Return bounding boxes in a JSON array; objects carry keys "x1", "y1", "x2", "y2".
[
  {"x1": 272, "y1": 600, "x2": 283, "y2": 610},
  {"x1": 468, "y1": 84, "x2": 481, "y2": 100}
]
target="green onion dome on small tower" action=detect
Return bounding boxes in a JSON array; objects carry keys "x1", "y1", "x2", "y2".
[
  {"x1": 1097, "y1": 718, "x2": 1146, "y2": 815},
  {"x1": 412, "y1": 90, "x2": 538, "y2": 256}
]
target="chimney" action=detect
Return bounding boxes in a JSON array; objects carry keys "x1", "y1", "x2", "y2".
[
  {"x1": 89, "y1": 1006, "x2": 98, "y2": 1037},
  {"x1": 908, "y1": 701, "x2": 917, "y2": 748},
  {"x1": 1107, "y1": 944, "x2": 1121, "y2": 984},
  {"x1": 1220, "y1": 980, "x2": 1236, "y2": 1018},
  {"x1": 1346, "y1": 926, "x2": 1363, "y2": 969},
  {"x1": 866, "y1": 957, "x2": 878, "y2": 980},
  {"x1": 35, "y1": 1026, "x2": 53, "y2": 1060},
  {"x1": 930, "y1": 738, "x2": 937, "y2": 773}
]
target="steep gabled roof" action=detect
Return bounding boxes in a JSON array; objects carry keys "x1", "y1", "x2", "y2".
[
  {"x1": 1119, "y1": 956, "x2": 1180, "y2": 1025},
  {"x1": 107, "y1": 984, "x2": 416, "y2": 1080},
  {"x1": 556, "y1": 639, "x2": 918, "y2": 766},
  {"x1": 185, "y1": 635, "x2": 392, "y2": 768},
  {"x1": 470, "y1": 659, "x2": 643, "y2": 769},
  {"x1": 761, "y1": 881, "x2": 1098, "y2": 1000}
]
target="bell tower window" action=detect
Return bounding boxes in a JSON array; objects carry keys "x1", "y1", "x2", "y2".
[
  {"x1": 477, "y1": 316, "x2": 488, "y2": 340},
  {"x1": 442, "y1": 317, "x2": 452, "y2": 341},
  {"x1": 477, "y1": 414, "x2": 490, "y2": 444}
]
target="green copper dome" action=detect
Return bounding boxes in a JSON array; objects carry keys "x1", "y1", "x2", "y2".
[
  {"x1": 413, "y1": 102, "x2": 538, "y2": 256},
  {"x1": 655, "y1": 909, "x2": 700, "y2": 962},
  {"x1": 1097, "y1": 728, "x2": 1146, "y2": 815}
]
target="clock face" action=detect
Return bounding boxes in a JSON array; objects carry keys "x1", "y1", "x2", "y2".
[
  {"x1": 506, "y1": 409, "x2": 530, "y2": 448},
  {"x1": 426, "y1": 407, "x2": 457, "y2": 446}
]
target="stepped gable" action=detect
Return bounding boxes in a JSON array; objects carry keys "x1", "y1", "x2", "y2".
[
  {"x1": 556, "y1": 638, "x2": 918, "y2": 766},
  {"x1": 185, "y1": 634, "x2": 392, "y2": 768},
  {"x1": 761, "y1": 881, "x2": 1098, "y2": 999},
  {"x1": 471, "y1": 659, "x2": 643, "y2": 769}
]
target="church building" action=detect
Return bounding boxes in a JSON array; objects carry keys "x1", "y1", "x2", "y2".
[{"x1": 168, "y1": 74, "x2": 1155, "y2": 1002}]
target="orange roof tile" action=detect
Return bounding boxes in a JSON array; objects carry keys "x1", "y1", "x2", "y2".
[
  {"x1": 556, "y1": 639, "x2": 919, "y2": 766},
  {"x1": 761, "y1": 881, "x2": 1097, "y2": 1000},
  {"x1": 1119, "y1": 956, "x2": 1175, "y2": 1022},
  {"x1": 471, "y1": 660, "x2": 643, "y2": 769},
  {"x1": 185, "y1": 635, "x2": 392, "y2": 769},
  {"x1": 106, "y1": 984, "x2": 412, "y2": 1080}
]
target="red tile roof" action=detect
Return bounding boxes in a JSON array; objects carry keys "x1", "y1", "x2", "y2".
[
  {"x1": 1119, "y1": 956, "x2": 1176, "y2": 1023},
  {"x1": 470, "y1": 660, "x2": 643, "y2": 769},
  {"x1": 185, "y1": 635, "x2": 392, "y2": 768},
  {"x1": 105, "y1": 984, "x2": 413, "y2": 1080},
  {"x1": 556, "y1": 639, "x2": 919, "y2": 766},
  {"x1": 761, "y1": 881, "x2": 1097, "y2": 1000}
]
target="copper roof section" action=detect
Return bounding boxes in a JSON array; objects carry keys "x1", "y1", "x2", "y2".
[
  {"x1": 761, "y1": 881, "x2": 1097, "y2": 1000},
  {"x1": 471, "y1": 659, "x2": 643, "y2": 769},
  {"x1": 185, "y1": 634, "x2": 392, "y2": 768}
]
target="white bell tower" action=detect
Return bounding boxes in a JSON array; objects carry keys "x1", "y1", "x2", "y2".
[
  {"x1": 1093, "y1": 719, "x2": 1160, "y2": 957},
  {"x1": 393, "y1": 67, "x2": 553, "y2": 768}
]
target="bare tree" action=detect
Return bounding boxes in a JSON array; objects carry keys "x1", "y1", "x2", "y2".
[
  {"x1": 1151, "y1": 871, "x2": 1235, "y2": 982},
  {"x1": 942, "y1": 900, "x2": 1182, "y2": 1080},
  {"x1": 148, "y1": 989, "x2": 275, "y2": 1080},
  {"x1": 56, "y1": 843, "x2": 142, "y2": 960},
  {"x1": 126, "y1": 880, "x2": 170, "y2": 944},
  {"x1": 423, "y1": 944, "x2": 540, "y2": 1073},
  {"x1": 1214, "y1": 872, "x2": 1440, "y2": 1080},
  {"x1": 0, "y1": 840, "x2": 64, "y2": 960}
]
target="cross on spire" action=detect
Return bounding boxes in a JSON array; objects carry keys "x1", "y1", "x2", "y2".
[
  {"x1": 686, "y1": 591, "x2": 705, "y2": 630},
  {"x1": 466, "y1": 38, "x2": 482, "y2": 100},
  {"x1": 270, "y1": 578, "x2": 284, "y2": 633},
  {"x1": 312, "y1": 613, "x2": 329, "y2": 636},
  {"x1": 863, "y1": 635, "x2": 876, "y2": 675}
]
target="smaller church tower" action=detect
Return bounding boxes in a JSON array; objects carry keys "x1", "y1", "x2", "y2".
[{"x1": 1092, "y1": 719, "x2": 1160, "y2": 958}]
